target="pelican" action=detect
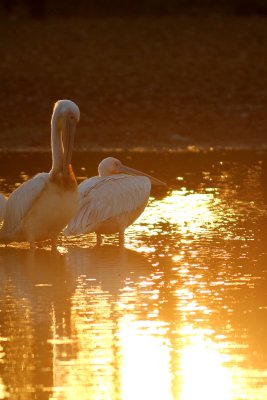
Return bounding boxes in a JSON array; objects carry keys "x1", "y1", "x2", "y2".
[
  {"x1": 64, "y1": 157, "x2": 166, "y2": 246},
  {"x1": 0, "y1": 194, "x2": 7, "y2": 222},
  {"x1": 0, "y1": 100, "x2": 80, "y2": 250}
]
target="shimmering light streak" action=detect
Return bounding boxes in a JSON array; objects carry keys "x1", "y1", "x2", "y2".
[
  {"x1": 179, "y1": 332, "x2": 232, "y2": 400},
  {"x1": 119, "y1": 317, "x2": 172, "y2": 400},
  {"x1": 129, "y1": 190, "x2": 222, "y2": 240}
]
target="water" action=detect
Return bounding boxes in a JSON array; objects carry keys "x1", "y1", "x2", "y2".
[{"x1": 0, "y1": 150, "x2": 267, "y2": 399}]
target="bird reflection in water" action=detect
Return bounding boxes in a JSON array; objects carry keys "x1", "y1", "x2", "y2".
[
  {"x1": 0, "y1": 248, "x2": 73, "y2": 399},
  {"x1": 0, "y1": 246, "x2": 151, "y2": 399},
  {"x1": 65, "y1": 245, "x2": 150, "y2": 292}
]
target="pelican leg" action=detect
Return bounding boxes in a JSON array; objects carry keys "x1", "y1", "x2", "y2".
[
  {"x1": 51, "y1": 237, "x2": 58, "y2": 251},
  {"x1": 96, "y1": 233, "x2": 102, "y2": 246},
  {"x1": 30, "y1": 241, "x2": 36, "y2": 250},
  {"x1": 119, "y1": 230, "x2": 125, "y2": 247}
]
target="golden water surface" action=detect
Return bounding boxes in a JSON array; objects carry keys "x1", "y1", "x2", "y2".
[{"x1": 0, "y1": 150, "x2": 267, "y2": 399}]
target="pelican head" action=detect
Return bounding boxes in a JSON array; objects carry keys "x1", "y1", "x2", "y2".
[
  {"x1": 98, "y1": 157, "x2": 122, "y2": 176},
  {"x1": 52, "y1": 99, "x2": 80, "y2": 125},
  {"x1": 51, "y1": 100, "x2": 80, "y2": 175},
  {"x1": 98, "y1": 157, "x2": 167, "y2": 186}
]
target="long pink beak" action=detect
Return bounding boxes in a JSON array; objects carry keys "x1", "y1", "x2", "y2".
[{"x1": 118, "y1": 164, "x2": 167, "y2": 187}]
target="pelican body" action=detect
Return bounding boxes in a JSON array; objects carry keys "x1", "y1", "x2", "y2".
[
  {"x1": 0, "y1": 194, "x2": 7, "y2": 222},
  {"x1": 0, "y1": 100, "x2": 80, "y2": 249},
  {"x1": 64, "y1": 157, "x2": 166, "y2": 246}
]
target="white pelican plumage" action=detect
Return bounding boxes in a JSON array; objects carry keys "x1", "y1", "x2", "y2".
[
  {"x1": 64, "y1": 157, "x2": 166, "y2": 246},
  {"x1": 0, "y1": 100, "x2": 80, "y2": 250},
  {"x1": 0, "y1": 194, "x2": 7, "y2": 222}
]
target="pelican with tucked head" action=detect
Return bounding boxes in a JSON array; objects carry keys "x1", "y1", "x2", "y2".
[
  {"x1": 64, "y1": 156, "x2": 166, "y2": 246},
  {"x1": 0, "y1": 99, "x2": 80, "y2": 250}
]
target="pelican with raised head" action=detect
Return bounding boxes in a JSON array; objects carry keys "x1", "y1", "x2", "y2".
[
  {"x1": 0, "y1": 99, "x2": 80, "y2": 250},
  {"x1": 64, "y1": 157, "x2": 166, "y2": 246}
]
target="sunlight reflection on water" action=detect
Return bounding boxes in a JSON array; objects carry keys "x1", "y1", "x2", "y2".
[{"x1": 0, "y1": 151, "x2": 267, "y2": 399}]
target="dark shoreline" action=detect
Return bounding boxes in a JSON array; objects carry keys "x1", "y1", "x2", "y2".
[{"x1": 0, "y1": 15, "x2": 267, "y2": 150}]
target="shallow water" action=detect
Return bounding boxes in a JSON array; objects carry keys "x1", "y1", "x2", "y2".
[{"x1": 0, "y1": 150, "x2": 267, "y2": 399}]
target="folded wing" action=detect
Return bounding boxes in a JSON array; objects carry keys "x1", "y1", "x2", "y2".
[
  {"x1": 1, "y1": 173, "x2": 49, "y2": 237},
  {"x1": 65, "y1": 174, "x2": 151, "y2": 235}
]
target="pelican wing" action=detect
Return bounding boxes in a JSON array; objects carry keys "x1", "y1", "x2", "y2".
[
  {"x1": 65, "y1": 174, "x2": 151, "y2": 235},
  {"x1": 0, "y1": 194, "x2": 7, "y2": 222},
  {"x1": 1, "y1": 173, "x2": 49, "y2": 235}
]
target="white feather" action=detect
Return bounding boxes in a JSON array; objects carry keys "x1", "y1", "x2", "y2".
[
  {"x1": 65, "y1": 174, "x2": 151, "y2": 236},
  {"x1": 0, "y1": 194, "x2": 7, "y2": 222},
  {"x1": 0, "y1": 173, "x2": 48, "y2": 238}
]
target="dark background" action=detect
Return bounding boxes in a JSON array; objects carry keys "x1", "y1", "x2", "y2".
[
  {"x1": 0, "y1": 0, "x2": 267, "y2": 150},
  {"x1": 3, "y1": 0, "x2": 267, "y2": 17}
]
